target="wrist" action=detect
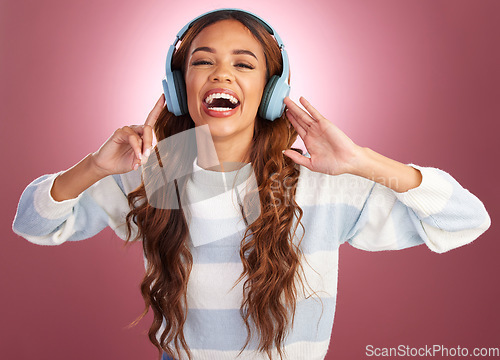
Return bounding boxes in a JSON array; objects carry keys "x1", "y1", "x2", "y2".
[
  {"x1": 350, "y1": 146, "x2": 373, "y2": 178},
  {"x1": 87, "y1": 152, "x2": 110, "y2": 180}
]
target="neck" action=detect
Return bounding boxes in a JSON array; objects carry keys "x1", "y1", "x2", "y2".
[{"x1": 195, "y1": 126, "x2": 252, "y2": 172}]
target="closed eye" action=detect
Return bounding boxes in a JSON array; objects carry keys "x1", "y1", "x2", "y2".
[
  {"x1": 192, "y1": 61, "x2": 254, "y2": 70},
  {"x1": 236, "y1": 63, "x2": 254, "y2": 69},
  {"x1": 192, "y1": 60, "x2": 212, "y2": 66}
]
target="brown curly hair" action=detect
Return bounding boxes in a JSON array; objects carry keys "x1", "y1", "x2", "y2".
[{"x1": 123, "y1": 10, "x2": 314, "y2": 360}]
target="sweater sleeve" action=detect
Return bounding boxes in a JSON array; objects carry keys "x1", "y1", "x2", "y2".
[
  {"x1": 12, "y1": 169, "x2": 141, "y2": 246},
  {"x1": 343, "y1": 164, "x2": 491, "y2": 253}
]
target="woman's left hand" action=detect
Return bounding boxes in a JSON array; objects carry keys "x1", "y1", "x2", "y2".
[{"x1": 283, "y1": 96, "x2": 365, "y2": 176}]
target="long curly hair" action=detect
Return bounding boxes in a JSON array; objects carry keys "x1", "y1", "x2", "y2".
[{"x1": 123, "y1": 10, "x2": 312, "y2": 360}]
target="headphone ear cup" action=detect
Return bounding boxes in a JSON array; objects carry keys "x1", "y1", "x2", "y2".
[
  {"x1": 259, "y1": 75, "x2": 279, "y2": 120},
  {"x1": 163, "y1": 73, "x2": 178, "y2": 116},
  {"x1": 173, "y1": 70, "x2": 188, "y2": 115},
  {"x1": 259, "y1": 75, "x2": 290, "y2": 121}
]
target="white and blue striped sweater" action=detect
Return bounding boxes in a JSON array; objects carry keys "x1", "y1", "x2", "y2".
[{"x1": 12, "y1": 158, "x2": 490, "y2": 360}]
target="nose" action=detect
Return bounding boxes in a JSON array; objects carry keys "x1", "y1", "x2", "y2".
[{"x1": 210, "y1": 63, "x2": 235, "y2": 83}]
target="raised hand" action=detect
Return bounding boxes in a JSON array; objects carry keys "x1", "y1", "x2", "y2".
[
  {"x1": 90, "y1": 93, "x2": 165, "y2": 177},
  {"x1": 283, "y1": 96, "x2": 364, "y2": 176}
]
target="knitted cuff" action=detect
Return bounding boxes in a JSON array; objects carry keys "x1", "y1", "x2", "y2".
[
  {"x1": 394, "y1": 164, "x2": 453, "y2": 218},
  {"x1": 33, "y1": 171, "x2": 84, "y2": 220}
]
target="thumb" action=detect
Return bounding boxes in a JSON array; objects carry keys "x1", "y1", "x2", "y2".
[{"x1": 282, "y1": 149, "x2": 311, "y2": 168}]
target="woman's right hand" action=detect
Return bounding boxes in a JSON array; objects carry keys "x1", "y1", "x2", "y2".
[{"x1": 90, "y1": 94, "x2": 165, "y2": 177}]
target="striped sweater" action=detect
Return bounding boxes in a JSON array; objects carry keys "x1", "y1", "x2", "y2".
[{"x1": 12, "y1": 158, "x2": 491, "y2": 360}]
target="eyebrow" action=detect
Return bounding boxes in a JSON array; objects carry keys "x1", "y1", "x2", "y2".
[{"x1": 191, "y1": 46, "x2": 258, "y2": 61}]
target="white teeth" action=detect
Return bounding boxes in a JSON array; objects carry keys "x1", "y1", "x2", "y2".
[
  {"x1": 208, "y1": 107, "x2": 233, "y2": 112},
  {"x1": 204, "y1": 92, "x2": 239, "y2": 105}
]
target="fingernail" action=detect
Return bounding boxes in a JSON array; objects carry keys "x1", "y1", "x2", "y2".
[
  {"x1": 133, "y1": 163, "x2": 139, "y2": 171},
  {"x1": 282, "y1": 150, "x2": 285, "y2": 154},
  {"x1": 137, "y1": 152, "x2": 142, "y2": 160},
  {"x1": 144, "y1": 148, "x2": 150, "y2": 158}
]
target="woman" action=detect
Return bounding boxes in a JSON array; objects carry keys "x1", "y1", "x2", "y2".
[{"x1": 12, "y1": 8, "x2": 490, "y2": 360}]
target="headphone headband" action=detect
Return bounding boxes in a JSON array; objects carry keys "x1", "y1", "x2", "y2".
[
  {"x1": 175, "y1": 9, "x2": 285, "y2": 49},
  {"x1": 162, "y1": 8, "x2": 291, "y2": 121}
]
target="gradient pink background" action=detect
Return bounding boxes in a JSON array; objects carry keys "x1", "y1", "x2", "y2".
[{"x1": 1, "y1": 0, "x2": 499, "y2": 359}]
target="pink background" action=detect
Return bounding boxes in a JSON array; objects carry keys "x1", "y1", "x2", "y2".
[{"x1": 2, "y1": 0, "x2": 499, "y2": 359}]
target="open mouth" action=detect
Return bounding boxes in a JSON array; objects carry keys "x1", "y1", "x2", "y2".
[{"x1": 202, "y1": 90, "x2": 241, "y2": 115}]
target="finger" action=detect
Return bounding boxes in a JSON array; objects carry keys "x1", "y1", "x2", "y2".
[
  {"x1": 286, "y1": 110, "x2": 307, "y2": 138},
  {"x1": 128, "y1": 124, "x2": 145, "y2": 136},
  {"x1": 299, "y1": 97, "x2": 325, "y2": 121},
  {"x1": 142, "y1": 124, "x2": 153, "y2": 160},
  {"x1": 283, "y1": 96, "x2": 303, "y2": 117},
  {"x1": 282, "y1": 149, "x2": 312, "y2": 169},
  {"x1": 127, "y1": 125, "x2": 153, "y2": 161},
  {"x1": 284, "y1": 97, "x2": 316, "y2": 128},
  {"x1": 128, "y1": 133, "x2": 143, "y2": 163},
  {"x1": 120, "y1": 126, "x2": 144, "y2": 161},
  {"x1": 144, "y1": 93, "x2": 166, "y2": 128}
]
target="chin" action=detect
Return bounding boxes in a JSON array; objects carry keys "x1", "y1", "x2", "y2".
[{"x1": 205, "y1": 122, "x2": 242, "y2": 139}]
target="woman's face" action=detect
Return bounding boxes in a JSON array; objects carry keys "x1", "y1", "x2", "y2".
[{"x1": 185, "y1": 19, "x2": 267, "y2": 142}]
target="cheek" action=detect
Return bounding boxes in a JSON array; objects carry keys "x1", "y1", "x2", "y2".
[
  {"x1": 183, "y1": 74, "x2": 202, "y2": 122},
  {"x1": 246, "y1": 78, "x2": 267, "y2": 103},
  {"x1": 184, "y1": 73, "x2": 195, "y2": 97},
  {"x1": 185, "y1": 76, "x2": 203, "y2": 109}
]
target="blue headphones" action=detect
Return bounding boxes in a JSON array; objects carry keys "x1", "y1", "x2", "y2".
[{"x1": 162, "y1": 8, "x2": 290, "y2": 121}]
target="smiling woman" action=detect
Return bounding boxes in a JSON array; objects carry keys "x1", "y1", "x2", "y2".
[
  {"x1": 12, "y1": 7, "x2": 491, "y2": 360},
  {"x1": 185, "y1": 19, "x2": 267, "y2": 147}
]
